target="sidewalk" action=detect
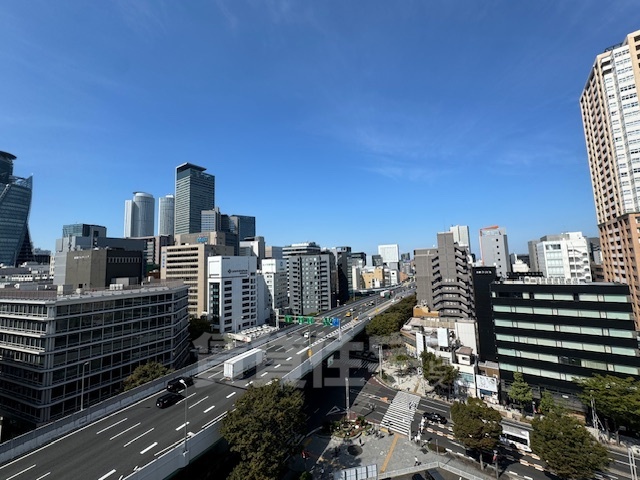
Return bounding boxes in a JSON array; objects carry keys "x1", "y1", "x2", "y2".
[{"x1": 287, "y1": 430, "x2": 498, "y2": 480}]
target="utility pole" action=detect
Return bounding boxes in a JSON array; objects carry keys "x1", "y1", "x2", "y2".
[{"x1": 345, "y1": 377, "x2": 350, "y2": 421}]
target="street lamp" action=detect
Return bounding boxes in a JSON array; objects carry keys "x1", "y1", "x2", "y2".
[
  {"x1": 345, "y1": 377, "x2": 350, "y2": 421},
  {"x1": 179, "y1": 379, "x2": 189, "y2": 454},
  {"x1": 80, "y1": 361, "x2": 89, "y2": 411}
]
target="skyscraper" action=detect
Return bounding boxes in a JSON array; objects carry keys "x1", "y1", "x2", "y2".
[
  {"x1": 158, "y1": 194, "x2": 175, "y2": 236},
  {"x1": 174, "y1": 163, "x2": 215, "y2": 235},
  {"x1": 479, "y1": 226, "x2": 510, "y2": 278},
  {"x1": 580, "y1": 30, "x2": 640, "y2": 328},
  {"x1": 449, "y1": 225, "x2": 470, "y2": 249},
  {"x1": 377, "y1": 244, "x2": 400, "y2": 265},
  {"x1": 229, "y1": 214, "x2": 256, "y2": 242},
  {"x1": 124, "y1": 192, "x2": 155, "y2": 238},
  {"x1": 0, "y1": 151, "x2": 32, "y2": 266}
]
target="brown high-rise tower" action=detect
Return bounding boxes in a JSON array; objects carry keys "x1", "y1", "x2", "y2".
[{"x1": 580, "y1": 30, "x2": 640, "y2": 329}]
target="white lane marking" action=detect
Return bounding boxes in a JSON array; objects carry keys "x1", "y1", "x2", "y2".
[
  {"x1": 285, "y1": 347, "x2": 293, "y2": 352},
  {"x1": 190, "y1": 396, "x2": 209, "y2": 409},
  {"x1": 274, "y1": 364, "x2": 281, "y2": 369},
  {"x1": 98, "y1": 469, "x2": 117, "y2": 480},
  {"x1": 7, "y1": 465, "x2": 36, "y2": 480},
  {"x1": 296, "y1": 347, "x2": 309, "y2": 355},
  {"x1": 96, "y1": 417, "x2": 128, "y2": 435},
  {"x1": 285, "y1": 356, "x2": 292, "y2": 361},
  {"x1": 226, "y1": 392, "x2": 236, "y2": 399},
  {"x1": 109, "y1": 422, "x2": 141, "y2": 440},
  {"x1": 35, "y1": 473, "x2": 51, "y2": 480},
  {"x1": 524, "y1": 476, "x2": 533, "y2": 480},
  {"x1": 204, "y1": 405, "x2": 216, "y2": 413},
  {"x1": 207, "y1": 370, "x2": 222, "y2": 379},
  {"x1": 176, "y1": 422, "x2": 190, "y2": 431},
  {"x1": 266, "y1": 380, "x2": 273, "y2": 385},
  {"x1": 260, "y1": 372, "x2": 268, "y2": 377},
  {"x1": 140, "y1": 442, "x2": 158, "y2": 455},
  {"x1": 123, "y1": 428, "x2": 154, "y2": 447},
  {"x1": 186, "y1": 392, "x2": 197, "y2": 399}
]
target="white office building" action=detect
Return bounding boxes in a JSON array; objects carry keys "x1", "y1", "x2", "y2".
[
  {"x1": 124, "y1": 192, "x2": 155, "y2": 238},
  {"x1": 207, "y1": 256, "x2": 261, "y2": 333},
  {"x1": 261, "y1": 258, "x2": 288, "y2": 312},
  {"x1": 479, "y1": 226, "x2": 510, "y2": 278},
  {"x1": 377, "y1": 244, "x2": 400, "y2": 265},
  {"x1": 449, "y1": 225, "x2": 471, "y2": 249},
  {"x1": 529, "y1": 232, "x2": 592, "y2": 282}
]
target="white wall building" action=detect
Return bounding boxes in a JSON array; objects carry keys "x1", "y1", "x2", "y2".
[
  {"x1": 449, "y1": 225, "x2": 470, "y2": 249},
  {"x1": 377, "y1": 244, "x2": 400, "y2": 265},
  {"x1": 531, "y1": 232, "x2": 592, "y2": 282},
  {"x1": 479, "y1": 226, "x2": 510, "y2": 278},
  {"x1": 207, "y1": 256, "x2": 259, "y2": 333},
  {"x1": 261, "y1": 258, "x2": 288, "y2": 312}
]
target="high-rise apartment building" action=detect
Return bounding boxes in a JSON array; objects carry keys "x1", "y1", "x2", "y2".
[
  {"x1": 479, "y1": 226, "x2": 511, "y2": 278},
  {"x1": 0, "y1": 151, "x2": 33, "y2": 267},
  {"x1": 174, "y1": 163, "x2": 215, "y2": 235},
  {"x1": 261, "y1": 258, "x2": 288, "y2": 313},
  {"x1": 414, "y1": 232, "x2": 472, "y2": 318},
  {"x1": 158, "y1": 194, "x2": 175, "y2": 236},
  {"x1": 287, "y1": 253, "x2": 332, "y2": 315},
  {"x1": 378, "y1": 244, "x2": 400, "y2": 265},
  {"x1": 580, "y1": 30, "x2": 640, "y2": 328},
  {"x1": 124, "y1": 192, "x2": 154, "y2": 238},
  {"x1": 528, "y1": 232, "x2": 592, "y2": 282}
]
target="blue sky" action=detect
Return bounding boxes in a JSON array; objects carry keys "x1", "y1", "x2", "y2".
[{"x1": 2, "y1": 1, "x2": 639, "y2": 260}]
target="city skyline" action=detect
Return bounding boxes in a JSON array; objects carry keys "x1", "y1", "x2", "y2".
[{"x1": 2, "y1": 2, "x2": 639, "y2": 257}]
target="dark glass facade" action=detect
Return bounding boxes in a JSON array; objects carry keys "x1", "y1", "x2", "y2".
[
  {"x1": 492, "y1": 281, "x2": 640, "y2": 399},
  {"x1": 0, "y1": 151, "x2": 32, "y2": 267}
]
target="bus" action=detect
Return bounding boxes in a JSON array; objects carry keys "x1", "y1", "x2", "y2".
[{"x1": 500, "y1": 423, "x2": 531, "y2": 452}]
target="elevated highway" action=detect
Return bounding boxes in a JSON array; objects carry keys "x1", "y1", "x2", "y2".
[{"x1": 0, "y1": 293, "x2": 408, "y2": 480}]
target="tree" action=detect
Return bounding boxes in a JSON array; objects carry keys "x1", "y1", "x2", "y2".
[
  {"x1": 420, "y1": 351, "x2": 459, "y2": 397},
  {"x1": 188, "y1": 314, "x2": 211, "y2": 340},
  {"x1": 508, "y1": 372, "x2": 533, "y2": 413},
  {"x1": 221, "y1": 380, "x2": 305, "y2": 480},
  {"x1": 531, "y1": 411, "x2": 609, "y2": 479},
  {"x1": 451, "y1": 398, "x2": 502, "y2": 469},
  {"x1": 365, "y1": 295, "x2": 416, "y2": 336},
  {"x1": 538, "y1": 391, "x2": 565, "y2": 416},
  {"x1": 123, "y1": 361, "x2": 171, "y2": 391},
  {"x1": 575, "y1": 374, "x2": 640, "y2": 440}
]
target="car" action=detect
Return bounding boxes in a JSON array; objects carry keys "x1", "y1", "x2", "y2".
[
  {"x1": 156, "y1": 392, "x2": 183, "y2": 409},
  {"x1": 166, "y1": 376, "x2": 194, "y2": 393},
  {"x1": 303, "y1": 331, "x2": 310, "y2": 338},
  {"x1": 423, "y1": 411, "x2": 447, "y2": 424}
]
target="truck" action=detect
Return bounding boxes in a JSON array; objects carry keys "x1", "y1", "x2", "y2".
[
  {"x1": 223, "y1": 348, "x2": 267, "y2": 380},
  {"x1": 380, "y1": 290, "x2": 390, "y2": 298}
]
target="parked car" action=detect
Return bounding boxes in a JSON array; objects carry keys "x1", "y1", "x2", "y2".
[
  {"x1": 423, "y1": 411, "x2": 447, "y2": 424},
  {"x1": 156, "y1": 392, "x2": 183, "y2": 409},
  {"x1": 166, "y1": 376, "x2": 194, "y2": 393}
]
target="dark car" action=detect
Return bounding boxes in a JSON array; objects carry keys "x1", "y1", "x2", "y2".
[
  {"x1": 166, "y1": 376, "x2": 194, "y2": 393},
  {"x1": 423, "y1": 411, "x2": 447, "y2": 424},
  {"x1": 156, "y1": 392, "x2": 183, "y2": 409}
]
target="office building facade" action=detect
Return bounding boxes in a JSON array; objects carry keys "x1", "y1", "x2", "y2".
[
  {"x1": 0, "y1": 282, "x2": 189, "y2": 427},
  {"x1": 229, "y1": 215, "x2": 256, "y2": 242},
  {"x1": 0, "y1": 151, "x2": 32, "y2": 267},
  {"x1": 174, "y1": 163, "x2": 215, "y2": 235},
  {"x1": 449, "y1": 225, "x2": 471, "y2": 249},
  {"x1": 157, "y1": 194, "x2": 175, "y2": 236},
  {"x1": 62, "y1": 224, "x2": 107, "y2": 240},
  {"x1": 378, "y1": 244, "x2": 400, "y2": 265},
  {"x1": 261, "y1": 259, "x2": 288, "y2": 313},
  {"x1": 580, "y1": 30, "x2": 640, "y2": 328},
  {"x1": 124, "y1": 192, "x2": 154, "y2": 238},
  {"x1": 528, "y1": 232, "x2": 592, "y2": 282},
  {"x1": 479, "y1": 226, "x2": 511, "y2": 278},
  {"x1": 492, "y1": 279, "x2": 640, "y2": 404}
]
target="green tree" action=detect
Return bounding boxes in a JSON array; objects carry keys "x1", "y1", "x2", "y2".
[
  {"x1": 531, "y1": 411, "x2": 609, "y2": 479},
  {"x1": 420, "y1": 351, "x2": 459, "y2": 397},
  {"x1": 221, "y1": 380, "x2": 305, "y2": 480},
  {"x1": 575, "y1": 374, "x2": 640, "y2": 440},
  {"x1": 123, "y1": 361, "x2": 171, "y2": 391},
  {"x1": 538, "y1": 391, "x2": 565, "y2": 416},
  {"x1": 451, "y1": 398, "x2": 502, "y2": 469},
  {"x1": 508, "y1": 372, "x2": 533, "y2": 413},
  {"x1": 365, "y1": 295, "x2": 416, "y2": 337}
]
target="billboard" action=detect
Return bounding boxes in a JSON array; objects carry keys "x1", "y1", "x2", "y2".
[{"x1": 476, "y1": 374, "x2": 498, "y2": 393}]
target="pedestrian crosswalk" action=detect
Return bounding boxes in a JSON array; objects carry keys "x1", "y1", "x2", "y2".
[{"x1": 380, "y1": 391, "x2": 421, "y2": 437}]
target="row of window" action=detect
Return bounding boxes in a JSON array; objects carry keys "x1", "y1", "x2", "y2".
[
  {"x1": 495, "y1": 318, "x2": 635, "y2": 337},
  {"x1": 501, "y1": 361, "x2": 638, "y2": 378},
  {"x1": 0, "y1": 303, "x2": 48, "y2": 317},
  {"x1": 496, "y1": 336, "x2": 636, "y2": 355},
  {"x1": 493, "y1": 305, "x2": 632, "y2": 320},
  {"x1": 498, "y1": 347, "x2": 638, "y2": 373},
  {"x1": 0, "y1": 317, "x2": 47, "y2": 334}
]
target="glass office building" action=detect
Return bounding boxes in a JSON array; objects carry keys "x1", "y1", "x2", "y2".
[{"x1": 0, "y1": 151, "x2": 32, "y2": 267}]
